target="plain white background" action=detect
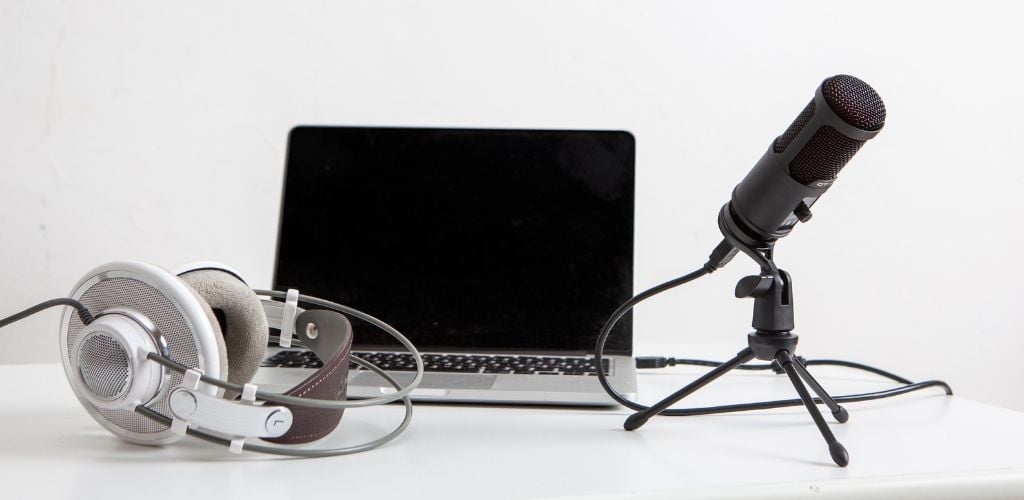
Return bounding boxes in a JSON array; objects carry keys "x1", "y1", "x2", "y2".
[{"x1": 1, "y1": 1, "x2": 1022, "y2": 412}]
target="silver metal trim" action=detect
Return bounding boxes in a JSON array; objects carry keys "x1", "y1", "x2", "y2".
[{"x1": 96, "y1": 307, "x2": 171, "y2": 359}]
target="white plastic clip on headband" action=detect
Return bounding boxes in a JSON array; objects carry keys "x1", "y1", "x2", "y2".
[
  {"x1": 229, "y1": 383, "x2": 260, "y2": 454},
  {"x1": 278, "y1": 289, "x2": 300, "y2": 348}
]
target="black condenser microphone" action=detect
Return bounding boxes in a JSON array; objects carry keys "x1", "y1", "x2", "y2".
[{"x1": 717, "y1": 75, "x2": 886, "y2": 250}]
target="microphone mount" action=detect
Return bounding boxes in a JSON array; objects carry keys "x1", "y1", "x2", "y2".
[{"x1": 623, "y1": 231, "x2": 853, "y2": 467}]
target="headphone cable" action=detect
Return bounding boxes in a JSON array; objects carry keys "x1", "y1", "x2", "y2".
[{"x1": 0, "y1": 298, "x2": 93, "y2": 329}]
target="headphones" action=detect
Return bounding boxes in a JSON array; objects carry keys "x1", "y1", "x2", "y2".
[{"x1": 8, "y1": 261, "x2": 425, "y2": 456}]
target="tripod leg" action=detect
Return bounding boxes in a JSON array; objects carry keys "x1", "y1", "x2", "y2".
[
  {"x1": 777, "y1": 350, "x2": 849, "y2": 467},
  {"x1": 624, "y1": 347, "x2": 755, "y2": 431},
  {"x1": 790, "y1": 358, "x2": 849, "y2": 423}
]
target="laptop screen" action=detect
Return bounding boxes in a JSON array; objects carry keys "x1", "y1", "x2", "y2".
[{"x1": 274, "y1": 127, "x2": 634, "y2": 355}]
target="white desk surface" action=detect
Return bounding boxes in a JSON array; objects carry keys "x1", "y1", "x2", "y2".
[{"x1": 2, "y1": 344, "x2": 1023, "y2": 500}]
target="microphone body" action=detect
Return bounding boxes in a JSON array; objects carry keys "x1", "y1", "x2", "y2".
[{"x1": 720, "y1": 75, "x2": 886, "y2": 247}]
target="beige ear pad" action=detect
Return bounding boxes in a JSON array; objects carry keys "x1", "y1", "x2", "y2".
[
  {"x1": 178, "y1": 269, "x2": 269, "y2": 389},
  {"x1": 182, "y1": 285, "x2": 231, "y2": 392}
]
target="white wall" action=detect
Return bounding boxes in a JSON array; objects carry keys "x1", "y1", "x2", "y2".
[{"x1": 2, "y1": 1, "x2": 1022, "y2": 410}]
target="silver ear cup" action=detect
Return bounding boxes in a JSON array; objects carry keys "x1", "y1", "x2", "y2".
[
  {"x1": 69, "y1": 310, "x2": 166, "y2": 410},
  {"x1": 60, "y1": 262, "x2": 224, "y2": 446}
]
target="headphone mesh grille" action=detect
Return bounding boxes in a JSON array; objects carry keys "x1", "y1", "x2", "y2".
[
  {"x1": 77, "y1": 335, "x2": 130, "y2": 400},
  {"x1": 67, "y1": 277, "x2": 201, "y2": 435}
]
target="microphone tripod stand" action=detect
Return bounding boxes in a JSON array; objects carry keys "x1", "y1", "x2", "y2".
[{"x1": 623, "y1": 239, "x2": 851, "y2": 467}]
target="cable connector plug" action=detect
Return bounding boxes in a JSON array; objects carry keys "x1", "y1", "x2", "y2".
[
  {"x1": 705, "y1": 239, "x2": 739, "y2": 272},
  {"x1": 635, "y1": 356, "x2": 674, "y2": 369}
]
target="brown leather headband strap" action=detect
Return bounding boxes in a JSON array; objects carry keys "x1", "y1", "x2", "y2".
[{"x1": 263, "y1": 309, "x2": 353, "y2": 444}]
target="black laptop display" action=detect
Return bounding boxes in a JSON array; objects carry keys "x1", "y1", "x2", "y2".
[{"x1": 274, "y1": 126, "x2": 635, "y2": 355}]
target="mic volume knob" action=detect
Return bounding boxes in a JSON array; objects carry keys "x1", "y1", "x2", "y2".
[{"x1": 735, "y1": 275, "x2": 774, "y2": 299}]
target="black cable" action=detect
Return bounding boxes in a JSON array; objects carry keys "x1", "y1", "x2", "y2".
[
  {"x1": 637, "y1": 356, "x2": 784, "y2": 371},
  {"x1": 649, "y1": 381, "x2": 952, "y2": 416},
  {"x1": 0, "y1": 298, "x2": 93, "y2": 329},
  {"x1": 637, "y1": 356, "x2": 915, "y2": 385},
  {"x1": 594, "y1": 266, "x2": 713, "y2": 410},
  {"x1": 595, "y1": 264, "x2": 952, "y2": 417},
  {"x1": 804, "y1": 359, "x2": 913, "y2": 385}
]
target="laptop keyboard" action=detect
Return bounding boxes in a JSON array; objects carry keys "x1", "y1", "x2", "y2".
[{"x1": 262, "y1": 350, "x2": 610, "y2": 376}]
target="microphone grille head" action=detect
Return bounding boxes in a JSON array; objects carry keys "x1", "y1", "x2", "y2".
[
  {"x1": 821, "y1": 75, "x2": 886, "y2": 131},
  {"x1": 773, "y1": 100, "x2": 816, "y2": 153},
  {"x1": 788, "y1": 126, "x2": 866, "y2": 184}
]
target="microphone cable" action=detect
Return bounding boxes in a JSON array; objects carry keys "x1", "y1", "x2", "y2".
[
  {"x1": 594, "y1": 263, "x2": 952, "y2": 417},
  {"x1": 637, "y1": 355, "x2": 914, "y2": 385}
]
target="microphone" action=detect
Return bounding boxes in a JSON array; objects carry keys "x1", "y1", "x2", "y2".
[{"x1": 717, "y1": 74, "x2": 886, "y2": 250}]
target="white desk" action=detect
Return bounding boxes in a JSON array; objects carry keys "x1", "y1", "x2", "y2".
[{"x1": 3, "y1": 346, "x2": 1023, "y2": 499}]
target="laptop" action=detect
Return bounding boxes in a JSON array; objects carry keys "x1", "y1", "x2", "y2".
[{"x1": 253, "y1": 126, "x2": 637, "y2": 405}]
